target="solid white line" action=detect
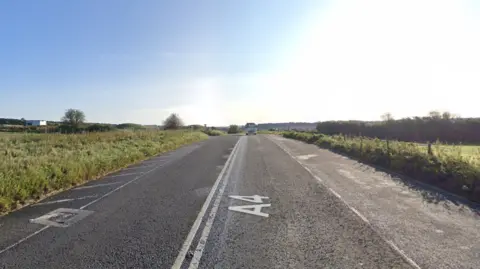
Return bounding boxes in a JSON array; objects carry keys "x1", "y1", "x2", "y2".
[
  {"x1": 188, "y1": 138, "x2": 243, "y2": 269},
  {"x1": 329, "y1": 188, "x2": 341, "y2": 199},
  {"x1": 171, "y1": 138, "x2": 241, "y2": 269},
  {"x1": 73, "y1": 182, "x2": 122, "y2": 190},
  {"x1": 0, "y1": 226, "x2": 50, "y2": 255},
  {"x1": 80, "y1": 161, "x2": 173, "y2": 210},
  {"x1": 81, "y1": 144, "x2": 205, "y2": 210},
  {"x1": 0, "y1": 145, "x2": 203, "y2": 256},
  {"x1": 350, "y1": 207, "x2": 369, "y2": 224},
  {"x1": 104, "y1": 172, "x2": 145, "y2": 178},
  {"x1": 265, "y1": 135, "x2": 422, "y2": 269},
  {"x1": 387, "y1": 240, "x2": 422, "y2": 269},
  {"x1": 31, "y1": 195, "x2": 98, "y2": 206}
]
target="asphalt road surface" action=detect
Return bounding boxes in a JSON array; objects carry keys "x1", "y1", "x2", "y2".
[{"x1": 0, "y1": 135, "x2": 478, "y2": 269}]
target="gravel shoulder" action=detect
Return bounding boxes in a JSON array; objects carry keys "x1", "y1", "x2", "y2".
[{"x1": 268, "y1": 135, "x2": 480, "y2": 269}]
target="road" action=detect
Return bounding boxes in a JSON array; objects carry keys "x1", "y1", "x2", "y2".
[{"x1": 0, "y1": 135, "x2": 478, "y2": 268}]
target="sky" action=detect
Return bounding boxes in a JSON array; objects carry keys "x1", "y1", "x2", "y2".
[{"x1": 1, "y1": 0, "x2": 480, "y2": 126}]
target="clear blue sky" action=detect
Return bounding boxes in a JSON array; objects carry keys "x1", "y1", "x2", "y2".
[{"x1": 1, "y1": 0, "x2": 479, "y2": 125}]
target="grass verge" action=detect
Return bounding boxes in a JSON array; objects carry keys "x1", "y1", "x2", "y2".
[
  {"x1": 283, "y1": 131, "x2": 480, "y2": 203},
  {"x1": 203, "y1": 129, "x2": 226, "y2": 136},
  {"x1": 0, "y1": 130, "x2": 208, "y2": 214}
]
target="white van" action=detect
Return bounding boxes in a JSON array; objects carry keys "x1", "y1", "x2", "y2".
[{"x1": 245, "y1": 122, "x2": 257, "y2": 135}]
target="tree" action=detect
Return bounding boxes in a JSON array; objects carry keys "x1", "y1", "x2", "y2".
[
  {"x1": 61, "y1": 109, "x2": 85, "y2": 130},
  {"x1": 163, "y1": 113, "x2": 184, "y2": 130},
  {"x1": 228, "y1": 125, "x2": 240, "y2": 134},
  {"x1": 428, "y1": 110, "x2": 442, "y2": 120},
  {"x1": 381, "y1": 112, "x2": 394, "y2": 122}
]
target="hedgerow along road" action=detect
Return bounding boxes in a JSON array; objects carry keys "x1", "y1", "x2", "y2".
[{"x1": 0, "y1": 134, "x2": 478, "y2": 269}]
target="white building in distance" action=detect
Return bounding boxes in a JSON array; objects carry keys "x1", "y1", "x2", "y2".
[{"x1": 25, "y1": 120, "x2": 47, "y2": 126}]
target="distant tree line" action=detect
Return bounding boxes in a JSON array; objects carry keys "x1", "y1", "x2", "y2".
[
  {"x1": 0, "y1": 110, "x2": 186, "y2": 133},
  {"x1": 316, "y1": 111, "x2": 480, "y2": 144}
]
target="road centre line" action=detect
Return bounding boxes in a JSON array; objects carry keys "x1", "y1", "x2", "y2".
[
  {"x1": 265, "y1": 135, "x2": 422, "y2": 269},
  {"x1": 171, "y1": 138, "x2": 242, "y2": 269},
  {"x1": 0, "y1": 144, "x2": 201, "y2": 256},
  {"x1": 187, "y1": 139, "x2": 243, "y2": 269}
]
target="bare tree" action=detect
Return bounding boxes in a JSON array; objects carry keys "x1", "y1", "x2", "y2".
[
  {"x1": 163, "y1": 113, "x2": 184, "y2": 130},
  {"x1": 61, "y1": 109, "x2": 86, "y2": 130}
]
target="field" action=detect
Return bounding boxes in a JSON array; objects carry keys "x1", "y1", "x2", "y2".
[
  {"x1": 427, "y1": 144, "x2": 480, "y2": 157},
  {"x1": 0, "y1": 130, "x2": 208, "y2": 214},
  {"x1": 283, "y1": 132, "x2": 480, "y2": 202}
]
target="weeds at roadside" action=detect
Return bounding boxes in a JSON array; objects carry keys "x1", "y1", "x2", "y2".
[
  {"x1": 283, "y1": 131, "x2": 480, "y2": 203},
  {"x1": 0, "y1": 130, "x2": 208, "y2": 214}
]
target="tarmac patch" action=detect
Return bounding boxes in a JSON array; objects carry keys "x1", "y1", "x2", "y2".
[{"x1": 30, "y1": 208, "x2": 94, "y2": 228}]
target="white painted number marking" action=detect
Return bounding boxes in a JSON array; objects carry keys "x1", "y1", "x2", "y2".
[
  {"x1": 228, "y1": 195, "x2": 269, "y2": 203},
  {"x1": 228, "y1": 204, "x2": 271, "y2": 218},
  {"x1": 228, "y1": 195, "x2": 270, "y2": 218}
]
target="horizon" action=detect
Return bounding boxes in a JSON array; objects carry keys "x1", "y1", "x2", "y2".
[{"x1": 1, "y1": 0, "x2": 479, "y2": 126}]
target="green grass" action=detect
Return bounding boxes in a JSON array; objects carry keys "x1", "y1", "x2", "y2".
[
  {"x1": 423, "y1": 144, "x2": 480, "y2": 157},
  {"x1": 0, "y1": 130, "x2": 208, "y2": 214},
  {"x1": 283, "y1": 132, "x2": 480, "y2": 202},
  {"x1": 257, "y1": 130, "x2": 284, "y2": 135}
]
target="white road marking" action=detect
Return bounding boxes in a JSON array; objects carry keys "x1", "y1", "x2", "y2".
[
  {"x1": 29, "y1": 208, "x2": 94, "y2": 228},
  {"x1": 105, "y1": 172, "x2": 145, "y2": 178},
  {"x1": 31, "y1": 195, "x2": 98, "y2": 207},
  {"x1": 171, "y1": 138, "x2": 242, "y2": 269},
  {"x1": 329, "y1": 188, "x2": 342, "y2": 199},
  {"x1": 0, "y1": 145, "x2": 203, "y2": 255},
  {"x1": 73, "y1": 182, "x2": 122, "y2": 190},
  {"x1": 386, "y1": 240, "x2": 422, "y2": 269},
  {"x1": 350, "y1": 207, "x2": 369, "y2": 224},
  {"x1": 337, "y1": 169, "x2": 356, "y2": 179},
  {"x1": 228, "y1": 204, "x2": 271, "y2": 218},
  {"x1": 266, "y1": 135, "x2": 422, "y2": 269},
  {"x1": 296, "y1": 154, "x2": 317, "y2": 160},
  {"x1": 79, "y1": 157, "x2": 180, "y2": 210},
  {"x1": 0, "y1": 226, "x2": 50, "y2": 255},
  {"x1": 229, "y1": 195, "x2": 269, "y2": 204},
  {"x1": 187, "y1": 138, "x2": 244, "y2": 269},
  {"x1": 187, "y1": 141, "x2": 243, "y2": 269}
]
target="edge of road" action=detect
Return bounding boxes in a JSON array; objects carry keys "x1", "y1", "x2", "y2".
[
  {"x1": 0, "y1": 139, "x2": 207, "y2": 218},
  {"x1": 265, "y1": 134, "x2": 422, "y2": 269},
  {"x1": 0, "y1": 139, "x2": 208, "y2": 256}
]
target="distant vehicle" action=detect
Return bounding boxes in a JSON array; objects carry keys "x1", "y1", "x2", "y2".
[{"x1": 245, "y1": 122, "x2": 257, "y2": 135}]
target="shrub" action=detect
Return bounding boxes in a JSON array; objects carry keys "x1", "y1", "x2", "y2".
[
  {"x1": 284, "y1": 132, "x2": 480, "y2": 202},
  {"x1": 227, "y1": 125, "x2": 241, "y2": 134},
  {"x1": 203, "y1": 129, "x2": 225, "y2": 136},
  {"x1": 86, "y1": 124, "x2": 117, "y2": 132}
]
